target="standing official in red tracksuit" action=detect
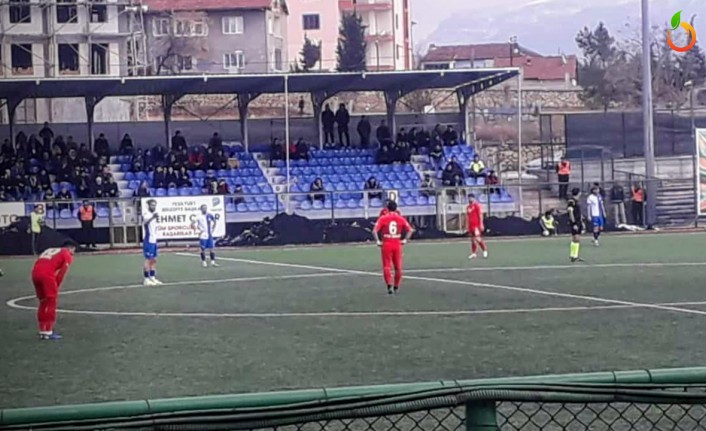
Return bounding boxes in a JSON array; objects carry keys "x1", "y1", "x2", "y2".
[
  {"x1": 31, "y1": 241, "x2": 76, "y2": 340},
  {"x1": 373, "y1": 201, "x2": 414, "y2": 295}
]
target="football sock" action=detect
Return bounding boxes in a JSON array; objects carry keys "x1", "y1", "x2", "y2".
[
  {"x1": 471, "y1": 242, "x2": 478, "y2": 254},
  {"x1": 149, "y1": 270, "x2": 156, "y2": 278},
  {"x1": 210, "y1": 251, "x2": 216, "y2": 262},
  {"x1": 570, "y1": 242, "x2": 580, "y2": 258},
  {"x1": 593, "y1": 231, "x2": 599, "y2": 240},
  {"x1": 143, "y1": 270, "x2": 149, "y2": 278},
  {"x1": 478, "y1": 240, "x2": 487, "y2": 251},
  {"x1": 200, "y1": 251, "x2": 206, "y2": 262}
]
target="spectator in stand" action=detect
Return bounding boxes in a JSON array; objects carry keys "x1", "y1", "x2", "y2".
[
  {"x1": 365, "y1": 176, "x2": 383, "y2": 200},
  {"x1": 396, "y1": 127, "x2": 408, "y2": 144},
  {"x1": 540, "y1": 210, "x2": 558, "y2": 236},
  {"x1": 394, "y1": 141, "x2": 412, "y2": 164},
  {"x1": 152, "y1": 144, "x2": 167, "y2": 165},
  {"x1": 445, "y1": 157, "x2": 464, "y2": 178},
  {"x1": 335, "y1": 103, "x2": 351, "y2": 147},
  {"x1": 610, "y1": 183, "x2": 627, "y2": 225},
  {"x1": 556, "y1": 157, "x2": 571, "y2": 200},
  {"x1": 269, "y1": 138, "x2": 284, "y2": 166},
  {"x1": 298, "y1": 96, "x2": 305, "y2": 115},
  {"x1": 66, "y1": 148, "x2": 80, "y2": 169},
  {"x1": 175, "y1": 148, "x2": 189, "y2": 170},
  {"x1": 177, "y1": 167, "x2": 192, "y2": 188},
  {"x1": 39, "y1": 122, "x2": 54, "y2": 151},
  {"x1": 57, "y1": 186, "x2": 72, "y2": 210},
  {"x1": 469, "y1": 155, "x2": 487, "y2": 179},
  {"x1": 120, "y1": 134, "x2": 134, "y2": 155},
  {"x1": 376, "y1": 145, "x2": 392, "y2": 165},
  {"x1": 0, "y1": 154, "x2": 9, "y2": 172},
  {"x1": 376, "y1": 120, "x2": 392, "y2": 146},
  {"x1": 2, "y1": 139, "x2": 14, "y2": 159},
  {"x1": 209, "y1": 132, "x2": 223, "y2": 151},
  {"x1": 631, "y1": 184, "x2": 645, "y2": 226},
  {"x1": 166, "y1": 150, "x2": 178, "y2": 170},
  {"x1": 433, "y1": 124, "x2": 445, "y2": 140},
  {"x1": 15, "y1": 131, "x2": 27, "y2": 155},
  {"x1": 78, "y1": 144, "x2": 95, "y2": 167},
  {"x1": 442, "y1": 125, "x2": 459, "y2": 146},
  {"x1": 153, "y1": 166, "x2": 166, "y2": 189},
  {"x1": 309, "y1": 178, "x2": 325, "y2": 203},
  {"x1": 407, "y1": 127, "x2": 418, "y2": 153},
  {"x1": 0, "y1": 189, "x2": 11, "y2": 201},
  {"x1": 441, "y1": 164, "x2": 457, "y2": 187},
  {"x1": 429, "y1": 140, "x2": 444, "y2": 173},
  {"x1": 165, "y1": 166, "x2": 178, "y2": 188},
  {"x1": 417, "y1": 128, "x2": 431, "y2": 151},
  {"x1": 215, "y1": 149, "x2": 228, "y2": 169},
  {"x1": 38, "y1": 169, "x2": 51, "y2": 190},
  {"x1": 232, "y1": 184, "x2": 245, "y2": 204},
  {"x1": 92, "y1": 176, "x2": 106, "y2": 199},
  {"x1": 78, "y1": 200, "x2": 97, "y2": 248},
  {"x1": 189, "y1": 146, "x2": 204, "y2": 170},
  {"x1": 43, "y1": 187, "x2": 55, "y2": 205},
  {"x1": 94, "y1": 133, "x2": 110, "y2": 158},
  {"x1": 171, "y1": 130, "x2": 187, "y2": 152},
  {"x1": 487, "y1": 170, "x2": 500, "y2": 194},
  {"x1": 66, "y1": 136, "x2": 78, "y2": 153},
  {"x1": 77, "y1": 178, "x2": 91, "y2": 199},
  {"x1": 216, "y1": 179, "x2": 229, "y2": 195},
  {"x1": 295, "y1": 138, "x2": 309, "y2": 161},
  {"x1": 132, "y1": 149, "x2": 145, "y2": 172},
  {"x1": 420, "y1": 174, "x2": 434, "y2": 198},
  {"x1": 106, "y1": 176, "x2": 119, "y2": 199},
  {"x1": 321, "y1": 104, "x2": 335, "y2": 145},
  {"x1": 134, "y1": 180, "x2": 151, "y2": 197},
  {"x1": 54, "y1": 159, "x2": 72, "y2": 183},
  {"x1": 357, "y1": 116, "x2": 372, "y2": 148}
]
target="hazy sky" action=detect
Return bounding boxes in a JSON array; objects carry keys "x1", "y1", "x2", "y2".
[{"x1": 410, "y1": 0, "x2": 703, "y2": 54}]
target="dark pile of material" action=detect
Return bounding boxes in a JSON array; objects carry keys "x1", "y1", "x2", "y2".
[{"x1": 0, "y1": 218, "x2": 76, "y2": 255}]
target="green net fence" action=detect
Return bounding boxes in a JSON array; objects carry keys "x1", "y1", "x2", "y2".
[{"x1": 4, "y1": 368, "x2": 706, "y2": 430}]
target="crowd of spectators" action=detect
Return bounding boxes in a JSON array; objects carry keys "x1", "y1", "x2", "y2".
[{"x1": 0, "y1": 123, "x2": 117, "y2": 203}]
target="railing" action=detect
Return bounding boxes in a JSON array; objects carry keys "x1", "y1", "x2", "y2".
[{"x1": 2, "y1": 367, "x2": 706, "y2": 430}]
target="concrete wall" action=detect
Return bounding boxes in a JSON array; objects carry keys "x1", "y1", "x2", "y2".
[{"x1": 0, "y1": 112, "x2": 460, "y2": 150}]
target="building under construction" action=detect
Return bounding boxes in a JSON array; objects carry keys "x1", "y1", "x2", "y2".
[{"x1": 0, "y1": 0, "x2": 148, "y2": 123}]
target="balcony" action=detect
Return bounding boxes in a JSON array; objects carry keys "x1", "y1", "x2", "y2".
[
  {"x1": 365, "y1": 31, "x2": 393, "y2": 43},
  {"x1": 352, "y1": 0, "x2": 392, "y2": 12}
]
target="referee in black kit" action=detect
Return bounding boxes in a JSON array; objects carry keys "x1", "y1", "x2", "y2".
[{"x1": 567, "y1": 188, "x2": 584, "y2": 263}]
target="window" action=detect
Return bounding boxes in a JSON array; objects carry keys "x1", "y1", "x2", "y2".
[
  {"x1": 177, "y1": 55, "x2": 193, "y2": 71},
  {"x1": 222, "y1": 16, "x2": 243, "y2": 34},
  {"x1": 174, "y1": 19, "x2": 207, "y2": 36},
  {"x1": 224, "y1": 51, "x2": 244, "y2": 70},
  {"x1": 268, "y1": 17, "x2": 273, "y2": 34},
  {"x1": 11, "y1": 44, "x2": 33, "y2": 74},
  {"x1": 273, "y1": 48, "x2": 282, "y2": 71},
  {"x1": 9, "y1": 0, "x2": 31, "y2": 24},
  {"x1": 90, "y1": 0, "x2": 107, "y2": 23},
  {"x1": 153, "y1": 18, "x2": 170, "y2": 36},
  {"x1": 154, "y1": 55, "x2": 167, "y2": 74},
  {"x1": 58, "y1": 44, "x2": 79, "y2": 74},
  {"x1": 57, "y1": 0, "x2": 78, "y2": 24},
  {"x1": 91, "y1": 43, "x2": 108, "y2": 75},
  {"x1": 395, "y1": 14, "x2": 399, "y2": 30},
  {"x1": 396, "y1": 45, "x2": 401, "y2": 60},
  {"x1": 302, "y1": 14, "x2": 320, "y2": 30}
]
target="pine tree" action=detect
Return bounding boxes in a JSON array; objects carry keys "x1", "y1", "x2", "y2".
[
  {"x1": 299, "y1": 37, "x2": 321, "y2": 71},
  {"x1": 336, "y1": 12, "x2": 367, "y2": 72},
  {"x1": 575, "y1": 22, "x2": 626, "y2": 111}
]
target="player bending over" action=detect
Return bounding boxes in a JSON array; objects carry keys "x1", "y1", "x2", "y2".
[
  {"x1": 142, "y1": 199, "x2": 162, "y2": 285},
  {"x1": 567, "y1": 188, "x2": 585, "y2": 262},
  {"x1": 586, "y1": 187, "x2": 605, "y2": 247},
  {"x1": 373, "y1": 201, "x2": 414, "y2": 295},
  {"x1": 31, "y1": 241, "x2": 76, "y2": 340},
  {"x1": 193, "y1": 204, "x2": 219, "y2": 268},
  {"x1": 466, "y1": 194, "x2": 488, "y2": 259}
]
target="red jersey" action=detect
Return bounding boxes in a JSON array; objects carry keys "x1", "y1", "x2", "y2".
[
  {"x1": 32, "y1": 248, "x2": 74, "y2": 285},
  {"x1": 374, "y1": 213, "x2": 412, "y2": 245},
  {"x1": 467, "y1": 201, "x2": 484, "y2": 228}
]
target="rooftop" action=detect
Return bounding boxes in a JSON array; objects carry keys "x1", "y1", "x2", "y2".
[
  {"x1": 422, "y1": 43, "x2": 542, "y2": 63},
  {"x1": 142, "y1": 0, "x2": 288, "y2": 13}
]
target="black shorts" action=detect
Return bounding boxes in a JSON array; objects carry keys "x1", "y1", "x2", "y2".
[{"x1": 570, "y1": 224, "x2": 582, "y2": 235}]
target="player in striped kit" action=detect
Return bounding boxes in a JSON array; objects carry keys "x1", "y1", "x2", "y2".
[
  {"x1": 193, "y1": 204, "x2": 219, "y2": 268},
  {"x1": 142, "y1": 199, "x2": 162, "y2": 285}
]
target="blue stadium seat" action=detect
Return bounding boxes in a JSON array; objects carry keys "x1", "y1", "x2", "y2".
[
  {"x1": 476, "y1": 177, "x2": 485, "y2": 186},
  {"x1": 195, "y1": 170, "x2": 206, "y2": 178},
  {"x1": 167, "y1": 188, "x2": 178, "y2": 197},
  {"x1": 60, "y1": 209, "x2": 72, "y2": 219},
  {"x1": 247, "y1": 203, "x2": 259, "y2": 212},
  {"x1": 156, "y1": 188, "x2": 167, "y2": 197},
  {"x1": 465, "y1": 178, "x2": 476, "y2": 186},
  {"x1": 370, "y1": 198, "x2": 383, "y2": 208},
  {"x1": 179, "y1": 188, "x2": 191, "y2": 196},
  {"x1": 334, "y1": 200, "x2": 346, "y2": 209},
  {"x1": 312, "y1": 200, "x2": 324, "y2": 210},
  {"x1": 97, "y1": 207, "x2": 110, "y2": 218},
  {"x1": 416, "y1": 196, "x2": 429, "y2": 206},
  {"x1": 136, "y1": 172, "x2": 147, "y2": 181},
  {"x1": 428, "y1": 196, "x2": 437, "y2": 205},
  {"x1": 124, "y1": 172, "x2": 135, "y2": 181},
  {"x1": 260, "y1": 202, "x2": 274, "y2": 211},
  {"x1": 300, "y1": 200, "x2": 312, "y2": 211}
]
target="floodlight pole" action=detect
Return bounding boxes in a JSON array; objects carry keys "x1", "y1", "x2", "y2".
[
  {"x1": 641, "y1": 0, "x2": 657, "y2": 227},
  {"x1": 285, "y1": 74, "x2": 291, "y2": 193},
  {"x1": 517, "y1": 70, "x2": 524, "y2": 218}
]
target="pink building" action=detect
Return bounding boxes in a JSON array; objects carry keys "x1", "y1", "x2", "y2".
[{"x1": 287, "y1": 0, "x2": 340, "y2": 71}]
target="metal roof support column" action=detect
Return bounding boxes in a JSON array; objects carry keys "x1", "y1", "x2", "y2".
[
  {"x1": 456, "y1": 86, "x2": 474, "y2": 145},
  {"x1": 384, "y1": 91, "x2": 402, "y2": 138},
  {"x1": 161, "y1": 94, "x2": 183, "y2": 148},
  {"x1": 311, "y1": 91, "x2": 328, "y2": 150},
  {"x1": 84, "y1": 95, "x2": 105, "y2": 151},
  {"x1": 237, "y1": 93, "x2": 258, "y2": 153},
  {"x1": 5, "y1": 97, "x2": 23, "y2": 148}
]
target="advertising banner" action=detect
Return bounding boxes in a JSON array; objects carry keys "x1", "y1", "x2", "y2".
[
  {"x1": 0, "y1": 202, "x2": 25, "y2": 228},
  {"x1": 139, "y1": 196, "x2": 226, "y2": 240}
]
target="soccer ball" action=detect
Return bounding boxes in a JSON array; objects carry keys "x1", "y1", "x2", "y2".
[{"x1": 542, "y1": 230, "x2": 549, "y2": 237}]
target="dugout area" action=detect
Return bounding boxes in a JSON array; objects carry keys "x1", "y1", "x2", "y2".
[{"x1": 2, "y1": 232, "x2": 706, "y2": 409}]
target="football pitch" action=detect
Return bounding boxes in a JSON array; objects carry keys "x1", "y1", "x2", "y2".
[{"x1": 3, "y1": 232, "x2": 706, "y2": 409}]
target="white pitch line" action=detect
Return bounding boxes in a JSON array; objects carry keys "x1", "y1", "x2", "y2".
[
  {"x1": 405, "y1": 262, "x2": 706, "y2": 273},
  {"x1": 4, "y1": 272, "x2": 347, "y2": 311},
  {"x1": 177, "y1": 253, "x2": 706, "y2": 317}
]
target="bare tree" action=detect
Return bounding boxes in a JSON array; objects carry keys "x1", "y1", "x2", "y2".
[{"x1": 150, "y1": 11, "x2": 210, "y2": 76}]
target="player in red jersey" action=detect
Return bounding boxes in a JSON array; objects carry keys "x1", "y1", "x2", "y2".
[
  {"x1": 373, "y1": 201, "x2": 414, "y2": 294},
  {"x1": 378, "y1": 199, "x2": 401, "y2": 217},
  {"x1": 466, "y1": 194, "x2": 488, "y2": 259},
  {"x1": 31, "y1": 241, "x2": 76, "y2": 340}
]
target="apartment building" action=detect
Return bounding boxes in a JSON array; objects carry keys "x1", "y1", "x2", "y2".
[
  {"x1": 286, "y1": 0, "x2": 339, "y2": 71},
  {"x1": 339, "y1": 0, "x2": 412, "y2": 71},
  {"x1": 143, "y1": 0, "x2": 289, "y2": 75}
]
